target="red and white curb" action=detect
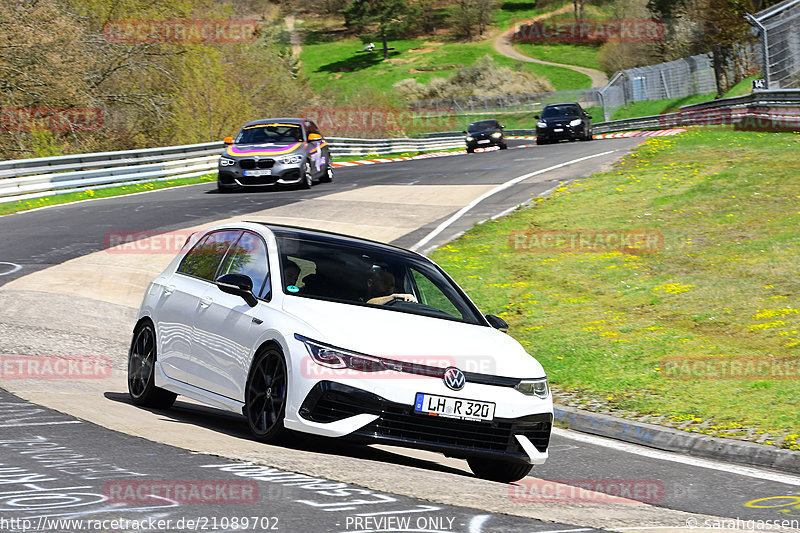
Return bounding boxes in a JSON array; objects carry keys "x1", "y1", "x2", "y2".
[{"x1": 331, "y1": 129, "x2": 685, "y2": 168}]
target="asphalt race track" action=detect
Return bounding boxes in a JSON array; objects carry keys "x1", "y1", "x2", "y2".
[{"x1": 1, "y1": 138, "x2": 799, "y2": 533}]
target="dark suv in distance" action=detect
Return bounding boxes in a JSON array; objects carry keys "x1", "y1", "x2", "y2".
[
  {"x1": 535, "y1": 103, "x2": 593, "y2": 144},
  {"x1": 464, "y1": 119, "x2": 507, "y2": 153}
]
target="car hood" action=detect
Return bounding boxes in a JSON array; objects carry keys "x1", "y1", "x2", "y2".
[
  {"x1": 226, "y1": 142, "x2": 303, "y2": 158},
  {"x1": 541, "y1": 115, "x2": 580, "y2": 123},
  {"x1": 281, "y1": 296, "x2": 546, "y2": 378}
]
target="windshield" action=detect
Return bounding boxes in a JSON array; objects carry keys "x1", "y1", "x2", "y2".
[
  {"x1": 467, "y1": 121, "x2": 498, "y2": 132},
  {"x1": 276, "y1": 234, "x2": 484, "y2": 325},
  {"x1": 542, "y1": 105, "x2": 580, "y2": 118},
  {"x1": 236, "y1": 123, "x2": 302, "y2": 144}
]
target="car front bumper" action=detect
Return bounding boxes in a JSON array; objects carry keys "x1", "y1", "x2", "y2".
[{"x1": 218, "y1": 162, "x2": 304, "y2": 188}]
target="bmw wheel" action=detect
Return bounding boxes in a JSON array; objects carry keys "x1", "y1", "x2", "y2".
[
  {"x1": 320, "y1": 164, "x2": 333, "y2": 183},
  {"x1": 127, "y1": 321, "x2": 177, "y2": 409},
  {"x1": 245, "y1": 347, "x2": 288, "y2": 442},
  {"x1": 299, "y1": 161, "x2": 313, "y2": 189},
  {"x1": 467, "y1": 457, "x2": 533, "y2": 483}
]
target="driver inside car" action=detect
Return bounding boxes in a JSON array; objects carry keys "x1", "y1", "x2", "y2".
[{"x1": 365, "y1": 266, "x2": 417, "y2": 305}]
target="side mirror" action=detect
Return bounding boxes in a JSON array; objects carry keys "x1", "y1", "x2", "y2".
[
  {"x1": 223, "y1": 136, "x2": 234, "y2": 145},
  {"x1": 461, "y1": 130, "x2": 467, "y2": 134},
  {"x1": 587, "y1": 115, "x2": 593, "y2": 120},
  {"x1": 216, "y1": 273, "x2": 258, "y2": 307},
  {"x1": 308, "y1": 133, "x2": 323, "y2": 141},
  {"x1": 485, "y1": 314, "x2": 509, "y2": 332},
  {"x1": 500, "y1": 124, "x2": 505, "y2": 129},
  {"x1": 534, "y1": 115, "x2": 540, "y2": 119}
]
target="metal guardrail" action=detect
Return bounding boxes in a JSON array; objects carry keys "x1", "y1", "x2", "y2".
[
  {"x1": 0, "y1": 137, "x2": 465, "y2": 203},
  {"x1": 1, "y1": 90, "x2": 797, "y2": 204}
]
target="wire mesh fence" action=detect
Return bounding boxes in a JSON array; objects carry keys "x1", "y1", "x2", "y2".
[{"x1": 748, "y1": 0, "x2": 800, "y2": 89}]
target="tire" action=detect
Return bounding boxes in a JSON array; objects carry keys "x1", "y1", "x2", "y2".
[
  {"x1": 319, "y1": 164, "x2": 333, "y2": 183},
  {"x1": 536, "y1": 138, "x2": 547, "y2": 145},
  {"x1": 299, "y1": 161, "x2": 313, "y2": 190},
  {"x1": 467, "y1": 457, "x2": 533, "y2": 483},
  {"x1": 499, "y1": 143, "x2": 508, "y2": 150},
  {"x1": 244, "y1": 347, "x2": 288, "y2": 442},
  {"x1": 466, "y1": 147, "x2": 475, "y2": 153},
  {"x1": 127, "y1": 322, "x2": 177, "y2": 409}
]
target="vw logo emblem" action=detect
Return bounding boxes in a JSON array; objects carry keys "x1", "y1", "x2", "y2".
[{"x1": 443, "y1": 367, "x2": 465, "y2": 391}]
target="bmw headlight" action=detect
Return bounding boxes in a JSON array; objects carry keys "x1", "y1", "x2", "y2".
[
  {"x1": 491, "y1": 132, "x2": 501, "y2": 138},
  {"x1": 569, "y1": 118, "x2": 583, "y2": 127},
  {"x1": 278, "y1": 154, "x2": 303, "y2": 165},
  {"x1": 295, "y1": 334, "x2": 386, "y2": 372},
  {"x1": 515, "y1": 378, "x2": 549, "y2": 399},
  {"x1": 537, "y1": 121, "x2": 547, "y2": 128},
  {"x1": 220, "y1": 157, "x2": 236, "y2": 167},
  {"x1": 465, "y1": 136, "x2": 474, "y2": 142}
]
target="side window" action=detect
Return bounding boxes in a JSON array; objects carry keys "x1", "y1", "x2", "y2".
[
  {"x1": 217, "y1": 232, "x2": 271, "y2": 300},
  {"x1": 410, "y1": 269, "x2": 464, "y2": 320},
  {"x1": 177, "y1": 230, "x2": 241, "y2": 281}
]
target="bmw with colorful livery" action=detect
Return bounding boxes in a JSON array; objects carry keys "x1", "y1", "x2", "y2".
[{"x1": 218, "y1": 118, "x2": 333, "y2": 192}]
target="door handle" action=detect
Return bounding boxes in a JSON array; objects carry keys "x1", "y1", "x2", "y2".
[
  {"x1": 163, "y1": 285, "x2": 175, "y2": 296},
  {"x1": 199, "y1": 297, "x2": 213, "y2": 308}
]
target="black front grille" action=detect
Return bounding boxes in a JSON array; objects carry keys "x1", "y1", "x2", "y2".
[
  {"x1": 299, "y1": 382, "x2": 552, "y2": 459},
  {"x1": 238, "y1": 175, "x2": 278, "y2": 185},
  {"x1": 238, "y1": 159, "x2": 275, "y2": 170}
]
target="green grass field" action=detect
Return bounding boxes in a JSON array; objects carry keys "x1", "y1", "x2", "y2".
[
  {"x1": 430, "y1": 127, "x2": 800, "y2": 448},
  {"x1": 511, "y1": 42, "x2": 603, "y2": 71},
  {"x1": 300, "y1": 37, "x2": 590, "y2": 99},
  {"x1": 611, "y1": 94, "x2": 718, "y2": 121}
]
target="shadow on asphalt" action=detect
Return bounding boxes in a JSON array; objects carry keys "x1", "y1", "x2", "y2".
[{"x1": 104, "y1": 391, "x2": 470, "y2": 478}]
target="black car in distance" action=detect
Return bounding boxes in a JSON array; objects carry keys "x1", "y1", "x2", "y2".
[
  {"x1": 535, "y1": 103, "x2": 593, "y2": 144},
  {"x1": 464, "y1": 119, "x2": 507, "y2": 153}
]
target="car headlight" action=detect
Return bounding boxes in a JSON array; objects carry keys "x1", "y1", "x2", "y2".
[
  {"x1": 220, "y1": 157, "x2": 236, "y2": 167},
  {"x1": 537, "y1": 121, "x2": 547, "y2": 128},
  {"x1": 465, "y1": 136, "x2": 474, "y2": 142},
  {"x1": 295, "y1": 334, "x2": 386, "y2": 372},
  {"x1": 569, "y1": 118, "x2": 583, "y2": 127},
  {"x1": 278, "y1": 154, "x2": 303, "y2": 165},
  {"x1": 515, "y1": 378, "x2": 549, "y2": 398},
  {"x1": 491, "y1": 132, "x2": 501, "y2": 138}
]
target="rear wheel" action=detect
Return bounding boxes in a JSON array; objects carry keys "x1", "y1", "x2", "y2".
[
  {"x1": 467, "y1": 457, "x2": 533, "y2": 483},
  {"x1": 320, "y1": 164, "x2": 333, "y2": 183},
  {"x1": 127, "y1": 322, "x2": 177, "y2": 409},
  {"x1": 244, "y1": 347, "x2": 288, "y2": 442}
]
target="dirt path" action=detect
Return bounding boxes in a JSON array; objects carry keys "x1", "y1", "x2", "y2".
[
  {"x1": 286, "y1": 13, "x2": 302, "y2": 60},
  {"x1": 493, "y1": 7, "x2": 609, "y2": 89}
]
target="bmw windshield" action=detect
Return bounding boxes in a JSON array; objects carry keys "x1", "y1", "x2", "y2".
[
  {"x1": 275, "y1": 233, "x2": 485, "y2": 325},
  {"x1": 235, "y1": 123, "x2": 302, "y2": 144}
]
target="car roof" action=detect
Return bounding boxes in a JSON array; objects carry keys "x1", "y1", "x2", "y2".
[
  {"x1": 246, "y1": 222, "x2": 427, "y2": 261},
  {"x1": 242, "y1": 118, "x2": 307, "y2": 128},
  {"x1": 469, "y1": 119, "x2": 499, "y2": 126},
  {"x1": 544, "y1": 103, "x2": 582, "y2": 108}
]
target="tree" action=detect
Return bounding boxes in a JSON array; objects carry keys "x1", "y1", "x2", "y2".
[
  {"x1": 342, "y1": 0, "x2": 411, "y2": 60},
  {"x1": 451, "y1": 0, "x2": 497, "y2": 39}
]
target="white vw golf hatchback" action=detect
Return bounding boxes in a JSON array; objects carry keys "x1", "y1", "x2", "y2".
[{"x1": 128, "y1": 222, "x2": 552, "y2": 482}]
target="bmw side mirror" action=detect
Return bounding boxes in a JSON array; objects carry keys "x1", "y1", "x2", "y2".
[
  {"x1": 485, "y1": 314, "x2": 508, "y2": 332},
  {"x1": 216, "y1": 273, "x2": 258, "y2": 307},
  {"x1": 223, "y1": 136, "x2": 234, "y2": 145}
]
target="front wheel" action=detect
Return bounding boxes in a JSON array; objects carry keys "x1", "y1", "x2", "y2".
[
  {"x1": 299, "y1": 161, "x2": 313, "y2": 189},
  {"x1": 244, "y1": 348, "x2": 288, "y2": 442},
  {"x1": 499, "y1": 143, "x2": 508, "y2": 150},
  {"x1": 127, "y1": 322, "x2": 177, "y2": 409},
  {"x1": 467, "y1": 457, "x2": 533, "y2": 483}
]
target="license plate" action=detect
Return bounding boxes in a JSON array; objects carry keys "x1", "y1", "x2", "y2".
[
  {"x1": 414, "y1": 393, "x2": 495, "y2": 422},
  {"x1": 477, "y1": 139, "x2": 490, "y2": 144},
  {"x1": 244, "y1": 169, "x2": 271, "y2": 177},
  {"x1": 554, "y1": 128, "x2": 564, "y2": 132}
]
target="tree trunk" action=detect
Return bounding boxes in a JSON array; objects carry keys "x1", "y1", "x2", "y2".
[
  {"x1": 382, "y1": 28, "x2": 389, "y2": 60},
  {"x1": 712, "y1": 44, "x2": 733, "y2": 97}
]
